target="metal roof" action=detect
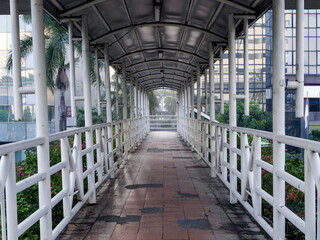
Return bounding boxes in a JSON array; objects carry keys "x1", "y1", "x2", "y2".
[{"x1": 1, "y1": 0, "x2": 320, "y2": 91}]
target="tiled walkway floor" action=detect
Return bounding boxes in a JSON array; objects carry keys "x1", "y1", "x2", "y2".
[{"x1": 59, "y1": 131, "x2": 269, "y2": 240}]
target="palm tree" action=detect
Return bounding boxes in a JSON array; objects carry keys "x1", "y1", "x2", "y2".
[{"x1": 6, "y1": 14, "x2": 99, "y2": 131}]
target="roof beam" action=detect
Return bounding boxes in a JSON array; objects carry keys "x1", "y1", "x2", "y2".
[
  {"x1": 139, "y1": 73, "x2": 186, "y2": 81},
  {"x1": 91, "y1": 22, "x2": 227, "y2": 44},
  {"x1": 126, "y1": 60, "x2": 196, "y2": 70},
  {"x1": 141, "y1": 78, "x2": 185, "y2": 85},
  {"x1": 133, "y1": 68, "x2": 191, "y2": 77},
  {"x1": 216, "y1": 0, "x2": 256, "y2": 14},
  {"x1": 146, "y1": 86, "x2": 179, "y2": 92},
  {"x1": 145, "y1": 84, "x2": 181, "y2": 91},
  {"x1": 111, "y1": 48, "x2": 207, "y2": 63},
  {"x1": 60, "y1": 0, "x2": 105, "y2": 17}
]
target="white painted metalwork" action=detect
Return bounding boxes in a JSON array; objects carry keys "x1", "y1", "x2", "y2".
[{"x1": 68, "y1": 21, "x2": 76, "y2": 118}]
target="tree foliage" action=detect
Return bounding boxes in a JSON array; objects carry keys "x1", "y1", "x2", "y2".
[{"x1": 217, "y1": 101, "x2": 272, "y2": 131}]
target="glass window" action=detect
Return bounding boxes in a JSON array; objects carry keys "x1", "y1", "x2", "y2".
[
  {"x1": 309, "y1": 14, "x2": 317, "y2": 27},
  {"x1": 309, "y1": 52, "x2": 317, "y2": 65},
  {"x1": 309, "y1": 37, "x2": 317, "y2": 51},
  {"x1": 304, "y1": 52, "x2": 309, "y2": 65},
  {"x1": 309, "y1": 66, "x2": 317, "y2": 74},
  {"x1": 304, "y1": 13, "x2": 309, "y2": 28}
]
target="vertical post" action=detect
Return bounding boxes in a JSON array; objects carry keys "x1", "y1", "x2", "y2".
[
  {"x1": 220, "y1": 47, "x2": 224, "y2": 114},
  {"x1": 6, "y1": 154, "x2": 18, "y2": 239},
  {"x1": 186, "y1": 82, "x2": 190, "y2": 141},
  {"x1": 135, "y1": 80, "x2": 139, "y2": 118},
  {"x1": 115, "y1": 72, "x2": 120, "y2": 153},
  {"x1": 191, "y1": 73, "x2": 195, "y2": 119},
  {"x1": 11, "y1": 0, "x2": 22, "y2": 121},
  {"x1": 61, "y1": 138, "x2": 71, "y2": 218},
  {"x1": 104, "y1": 44, "x2": 115, "y2": 178},
  {"x1": 82, "y1": 15, "x2": 96, "y2": 203},
  {"x1": 130, "y1": 73, "x2": 134, "y2": 120},
  {"x1": 68, "y1": 21, "x2": 77, "y2": 118},
  {"x1": 244, "y1": 18, "x2": 249, "y2": 116},
  {"x1": 95, "y1": 48, "x2": 101, "y2": 116},
  {"x1": 122, "y1": 63, "x2": 128, "y2": 159},
  {"x1": 31, "y1": 0, "x2": 52, "y2": 237},
  {"x1": 296, "y1": 0, "x2": 304, "y2": 118},
  {"x1": 253, "y1": 136, "x2": 262, "y2": 217},
  {"x1": 228, "y1": 13, "x2": 237, "y2": 204},
  {"x1": 197, "y1": 65, "x2": 201, "y2": 152},
  {"x1": 209, "y1": 42, "x2": 216, "y2": 177},
  {"x1": 204, "y1": 70, "x2": 208, "y2": 114},
  {"x1": 130, "y1": 72, "x2": 134, "y2": 146},
  {"x1": 190, "y1": 74, "x2": 195, "y2": 146},
  {"x1": 272, "y1": 0, "x2": 286, "y2": 238}
]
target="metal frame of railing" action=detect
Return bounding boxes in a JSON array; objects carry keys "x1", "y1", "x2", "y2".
[
  {"x1": 178, "y1": 116, "x2": 320, "y2": 239},
  {"x1": 149, "y1": 115, "x2": 177, "y2": 131},
  {"x1": 0, "y1": 116, "x2": 149, "y2": 239}
]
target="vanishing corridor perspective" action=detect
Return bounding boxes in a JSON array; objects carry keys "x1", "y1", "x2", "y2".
[{"x1": 0, "y1": 0, "x2": 320, "y2": 240}]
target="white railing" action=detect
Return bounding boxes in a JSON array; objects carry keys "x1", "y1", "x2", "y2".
[
  {"x1": 0, "y1": 116, "x2": 149, "y2": 240},
  {"x1": 178, "y1": 116, "x2": 320, "y2": 240},
  {"x1": 149, "y1": 115, "x2": 177, "y2": 131}
]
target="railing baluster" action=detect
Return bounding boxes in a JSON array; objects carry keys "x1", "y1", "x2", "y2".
[
  {"x1": 305, "y1": 149, "x2": 316, "y2": 239},
  {"x1": 5, "y1": 153, "x2": 18, "y2": 240},
  {"x1": 61, "y1": 137, "x2": 71, "y2": 218},
  {"x1": 253, "y1": 136, "x2": 261, "y2": 217},
  {"x1": 96, "y1": 128, "x2": 103, "y2": 183}
]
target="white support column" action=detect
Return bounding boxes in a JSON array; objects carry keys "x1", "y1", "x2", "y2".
[
  {"x1": 197, "y1": 65, "x2": 201, "y2": 152},
  {"x1": 204, "y1": 70, "x2": 208, "y2": 114},
  {"x1": 82, "y1": 15, "x2": 96, "y2": 204},
  {"x1": 135, "y1": 80, "x2": 139, "y2": 118},
  {"x1": 68, "y1": 21, "x2": 77, "y2": 118},
  {"x1": 104, "y1": 44, "x2": 115, "y2": 178},
  {"x1": 220, "y1": 47, "x2": 224, "y2": 114},
  {"x1": 296, "y1": 0, "x2": 304, "y2": 118},
  {"x1": 130, "y1": 73, "x2": 134, "y2": 147},
  {"x1": 130, "y1": 73, "x2": 134, "y2": 120},
  {"x1": 186, "y1": 82, "x2": 190, "y2": 141},
  {"x1": 115, "y1": 72, "x2": 120, "y2": 152},
  {"x1": 31, "y1": 0, "x2": 52, "y2": 238},
  {"x1": 95, "y1": 48, "x2": 101, "y2": 116},
  {"x1": 197, "y1": 65, "x2": 201, "y2": 121},
  {"x1": 11, "y1": 0, "x2": 22, "y2": 121},
  {"x1": 190, "y1": 74, "x2": 195, "y2": 146},
  {"x1": 191, "y1": 73, "x2": 195, "y2": 119},
  {"x1": 228, "y1": 13, "x2": 237, "y2": 204},
  {"x1": 244, "y1": 18, "x2": 249, "y2": 116},
  {"x1": 209, "y1": 42, "x2": 216, "y2": 178},
  {"x1": 272, "y1": 0, "x2": 286, "y2": 238},
  {"x1": 122, "y1": 64, "x2": 128, "y2": 159}
]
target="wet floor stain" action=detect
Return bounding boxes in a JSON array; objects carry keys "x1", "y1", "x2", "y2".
[
  {"x1": 99, "y1": 215, "x2": 141, "y2": 224},
  {"x1": 177, "y1": 191, "x2": 199, "y2": 198},
  {"x1": 141, "y1": 207, "x2": 164, "y2": 214},
  {"x1": 125, "y1": 183, "x2": 163, "y2": 189},
  {"x1": 177, "y1": 219, "x2": 211, "y2": 230}
]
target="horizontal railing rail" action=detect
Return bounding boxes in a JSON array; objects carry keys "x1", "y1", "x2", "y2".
[{"x1": 149, "y1": 115, "x2": 177, "y2": 131}]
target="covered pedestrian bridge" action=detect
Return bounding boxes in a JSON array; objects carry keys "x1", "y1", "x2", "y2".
[{"x1": 0, "y1": 0, "x2": 320, "y2": 239}]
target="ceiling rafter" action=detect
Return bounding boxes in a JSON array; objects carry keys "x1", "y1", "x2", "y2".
[
  {"x1": 91, "y1": 5, "x2": 137, "y2": 71},
  {"x1": 139, "y1": 73, "x2": 186, "y2": 81},
  {"x1": 111, "y1": 48, "x2": 206, "y2": 63},
  {"x1": 60, "y1": 0, "x2": 105, "y2": 17},
  {"x1": 216, "y1": 0, "x2": 256, "y2": 14},
  {"x1": 90, "y1": 22, "x2": 227, "y2": 44},
  {"x1": 132, "y1": 68, "x2": 191, "y2": 77},
  {"x1": 126, "y1": 59, "x2": 196, "y2": 70}
]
